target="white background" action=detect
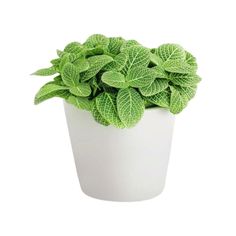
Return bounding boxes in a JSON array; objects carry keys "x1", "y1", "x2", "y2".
[{"x1": 0, "y1": 0, "x2": 236, "y2": 235}]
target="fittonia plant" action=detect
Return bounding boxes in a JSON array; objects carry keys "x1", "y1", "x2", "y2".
[{"x1": 32, "y1": 34, "x2": 201, "y2": 128}]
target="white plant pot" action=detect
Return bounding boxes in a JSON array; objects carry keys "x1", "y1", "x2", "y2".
[{"x1": 64, "y1": 102, "x2": 175, "y2": 201}]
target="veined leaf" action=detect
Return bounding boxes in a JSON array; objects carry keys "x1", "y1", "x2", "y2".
[
  {"x1": 121, "y1": 46, "x2": 150, "y2": 74},
  {"x1": 170, "y1": 86, "x2": 188, "y2": 114},
  {"x1": 155, "y1": 44, "x2": 185, "y2": 62},
  {"x1": 84, "y1": 34, "x2": 109, "y2": 50},
  {"x1": 173, "y1": 85, "x2": 197, "y2": 101},
  {"x1": 126, "y1": 67, "x2": 156, "y2": 88},
  {"x1": 146, "y1": 90, "x2": 170, "y2": 108},
  {"x1": 185, "y1": 51, "x2": 197, "y2": 68},
  {"x1": 96, "y1": 92, "x2": 124, "y2": 128},
  {"x1": 32, "y1": 67, "x2": 57, "y2": 76},
  {"x1": 34, "y1": 82, "x2": 68, "y2": 104},
  {"x1": 91, "y1": 102, "x2": 109, "y2": 126},
  {"x1": 53, "y1": 75, "x2": 63, "y2": 82},
  {"x1": 169, "y1": 73, "x2": 201, "y2": 86},
  {"x1": 101, "y1": 71, "x2": 127, "y2": 88},
  {"x1": 69, "y1": 83, "x2": 91, "y2": 97},
  {"x1": 117, "y1": 88, "x2": 144, "y2": 128},
  {"x1": 103, "y1": 52, "x2": 127, "y2": 71},
  {"x1": 64, "y1": 42, "x2": 82, "y2": 54},
  {"x1": 163, "y1": 59, "x2": 196, "y2": 74},
  {"x1": 150, "y1": 53, "x2": 163, "y2": 66},
  {"x1": 107, "y1": 37, "x2": 125, "y2": 55},
  {"x1": 81, "y1": 55, "x2": 113, "y2": 81},
  {"x1": 144, "y1": 100, "x2": 156, "y2": 109},
  {"x1": 50, "y1": 58, "x2": 61, "y2": 66},
  {"x1": 84, "y1": 47, "x2": 105, "y2": 56},
  {"x1": 59, "y1": 53, "x2": 70, "y2": 71},
  {"x1": 67, "y1": 95, "x2": 91, "y2": 111},
  {"x1": 151, "y1": 66, "x2": 168, "y2": 78},
  {"x1": 61, "y1": 62, "x2": 80, "y2": 86},
  {"x1": 68, "y1": 53, "x2": 82, "y2": 63},
  {"x1": 57, "y1": 50, "x2": 64, "y2": 57},
  {"x1": 73, "y1": 58, "x2": 90, "y2": 72},
  {"x1": 120, "y1": 40, "x2": 140, "y2": 51},
  {"x1": 139, "y1": 79, "x2": 169, "y2": 96}
]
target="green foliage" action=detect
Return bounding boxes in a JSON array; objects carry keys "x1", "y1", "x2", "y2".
[
  {"x1": 146, "y1": 90, "x2": 170, "y2": 108},
  {"x1": 32, "y1": 34, "x2": 201, "y2": 128},
  {"x1": 117, "y1": 88, "x2": 144, "y2": 127},
  {"x1": 163, "y1": 59, "x2": 196, "y2": 74},
  {"x1": 169, "y1": 73, "x2": 201, "y2": 86},
  {"x1": 139, "y1": 79, "x2": 169, "y2": 96},
  {"x1": 101, "y1": 71, "x2": 127, "y2": 88},
  {"x1": 61, "y1": 63, "x2": 80, "y2": 86},
  {"x1": 91, "y1": 101, "x2": 109, "y2": 126},
  {"x1": 96, "y1": 92, "x2": 124, "y2": 128},
  {"x1": 84, "y1": 34, "x2": 109, "y2": 50},
  {"x1": 32, "y1": 67, "x2": 57, "y2": 76},
  {"x1": 126, "y1": 67, "x2": 156, "y2": 88},
  {"x1": 169, "y1": 86, "x2": 188, "y2": 114},
  {"x1": 81, "y1": 55, "x2": 113, "y2": 81},
  {"x1": 107, "y1": 37, "x2": 125, "y2": 55},
  {"x1": 103, "y1": 52, "x2": 127, "y2": 71},
  {"x1": 66, "y1": 96, "x2": 91, "y2": 111},
  {"x1": 34, "y1": 82, "x2": 69, "y2": 104},
  {"x1": 154, "y1": 44, "x2": 185, "y2": 62},
  {"x1": 121, "y1": 46, "x2": 150, "y2": 74},
  {"x1": 69, "y1": 83, "x2": 91, "y2": 97}
]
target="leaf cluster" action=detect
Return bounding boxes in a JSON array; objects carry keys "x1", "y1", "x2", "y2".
[{"x1": 32, "y1": 34, "x2": 201, "y2": 128}]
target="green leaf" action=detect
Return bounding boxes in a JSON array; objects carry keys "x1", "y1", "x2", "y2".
[
  {"x1": 120, "y1": 40, "x2": 140, "y2": 51},
  {"x1": 50, "y1": 58, "x2": 61, "y2": 66},
  {"x1": 121, "y1": 46, "x2": 150, "y2": 74},
  {"x1": 57, "y1": 50, "x2": 64, "y2": 57},
  {"x1": 53, "y1": 75, "x2": 63, "y2": 82},
  {"x1": 84, "y1": 34, "x2": 109, "y2": 49},
  {"x1": 163, "y1": 59, "x2": 196, "y2": 74},
  {"x1": 66, "y1": 95, "x2": 91, "y2": 111},
  {"x1": 81, "y1": 55, "x2": 113, "y2": 81},
  {"x1": 155, "y1": 44, "x2": 185, "y2": 62},
  {"x1": 151, "y1": 66, "x2": 168, "y2": 78},
  {"x1": 146, "y1": 90, "x2": 170, "y2": 108},
  {"x1": 73, "y1": 58, "x2": 90, "y2": 72},
  {"x1": 117, "y1": 88, "x2": 144, "y2": 127},
  {"x1": 173, "y1": 85, "x2": 197, "y2": 101},
  {"x1": 150, "y1": 53, "x2": 163, "y2": 66},
  {"x1": 139, "y1": 79, "x2": 169, "y2": 96},
  {"x1": 185, "y1": 51, "x2": 197, "y2": 68},
  {"x1": 64, "y1": 42, "x2": 82, "y2": 54},
  {"x1": 170, "y1": 86, "x2": 188, "y2": 114},
  {"x1": 61, "y1": 63, "x2": 80, "y2": 86},
  {"x1": 169, "y1": 73, "x2": 201, "y2": 86},
  {"x1": 107, "y1": 37, "x2": 125, "y2": 55},
  {"x1": 103, "y1": 52, "x2": 127, "y2": 71},
  {"x1": 126, "y1": 67, "x2": 156, "y2": 88},
  {"x1": 91, "y1": 102, "x2": 109, "y2": 126},
  {"x1": 59, "y1": 53, "x2": 70, "y2": 71},
  {"x1": 69, "y1": 83, "x2": 91, "y2": 97},
  {"x1": 96, "y1": 92, "x2": 124, "y2": 128},
  {"x1": 101, "y1": 71, "x2": 127, "y2": 88},
  {"x1": 32, "y1": 67, "x2": 57, "y2": 76},
  {"x1": 34, "y1": 82, "x2": 68, "y2": 104},
  {"x1": 84, "y1": 47, "x2": 104, "y2": 56}
]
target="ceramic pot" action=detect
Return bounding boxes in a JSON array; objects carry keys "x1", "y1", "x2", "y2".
[{"x1": 64, "y1": 102, "x2": 175, "y2": 201}]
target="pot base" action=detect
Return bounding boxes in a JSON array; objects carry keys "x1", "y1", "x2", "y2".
[{"x1": 80, "y1": 183, "x2": 166, "y2": 202}]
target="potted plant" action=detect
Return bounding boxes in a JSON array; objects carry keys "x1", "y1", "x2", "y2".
[{"x1": 32, "y1": 34, "x2": 201, "y2": 201}]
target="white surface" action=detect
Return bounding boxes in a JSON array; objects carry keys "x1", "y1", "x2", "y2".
[
  {"x1": 0, "y1": 0, "x2": 236, "y2": 235},
  {"x1": 64, "y1": 102, "x2": 174, "y2": 201}
]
